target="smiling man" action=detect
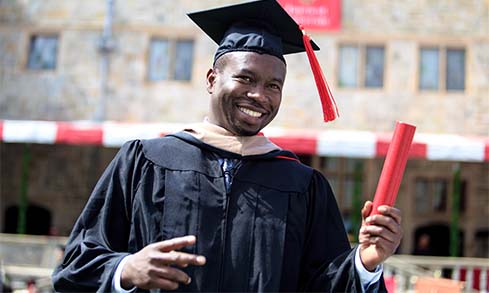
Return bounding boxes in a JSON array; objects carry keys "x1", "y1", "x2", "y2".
[
  {"x1": 207, "y1": 51, "x2": 285, "y2": 136},
  {"x1": 52, "y1": 1, "x2": 402, "y2": 292}
]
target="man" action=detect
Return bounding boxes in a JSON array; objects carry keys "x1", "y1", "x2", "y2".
[{"x1": 53, "y1": 0, "x2": 402, "y2": 292}]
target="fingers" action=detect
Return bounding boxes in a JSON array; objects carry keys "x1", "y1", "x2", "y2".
[
  {"x1": 378, "y1": 205, "x2": 402, "y2": 225},
  {"x1": 360, "y1": 203, "x2": 403, "y2": 246},
  {"x1": 121, "y1": 254, "x2": 189, "y2": 290},
  {"x1": 150, "y1": 235, "x2": 206, "y2": 267},
  {"x1": 154, "y1": 235, "x2": 197, "y2": 252},
  {"x1": 143, "y1": 276, "x2": 180, "y2": 291},
  {"x1": 366, "y1": 206, "x2": 401, "y2": 229},
  {"x1": 154, "y1": 250, "x2": 207, "y2": 267},
  {"x1": 360, "y1": 225, "x2": 398, "y2": 244},
  {"x1": 361, "y1": 201, "x2": 373, "y2": 220},
  {"x1": 152, "y1": 266, "x2": 192, "y2": 286},
  {"x1": 358, "y1": 203, "x2": 403, "y2": 269},
  {"x1": 366, "y1": 217, "x2": 399, "y2": 236},
  {"x1": 152, "y1": 279, "x2": 179, "y2": 291},
  {"x1": 124, "y1": 236, "x2": 207, "y2": 290},
  {"x1": 359, "y1": 224, "x2": 400, "y2": 259}
]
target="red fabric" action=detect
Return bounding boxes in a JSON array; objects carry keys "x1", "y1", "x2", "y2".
[
  {"x1": 371, "y1": 122, "x2": 416, "y2": 215},
  {"x1": 485, "y1": 139, "x2": 489, "y2": 161},
  {"x1": 384, "y1": 276, "x2": 396, "y2": 293},
  {"x1": 302, "y1": 29, "x2": 339, "y2": 122},
  {"x1": 55, "y1": 122, "x2": 103, "y2": 145},
  {"x1": 274, "y1": 155, "x2": 300, "y2": 162},
  {"x1": 269, "y1": 136, "x2": 316, "y2": 155}
]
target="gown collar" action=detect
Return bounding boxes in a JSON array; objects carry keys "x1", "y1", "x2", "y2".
[{"x1": 183, "y1": 121, "x2": 281, "y2": 156}]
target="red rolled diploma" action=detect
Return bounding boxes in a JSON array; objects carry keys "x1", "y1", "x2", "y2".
[{"x1": 370, "y1": 121, "x2": 416, "y2": 216}]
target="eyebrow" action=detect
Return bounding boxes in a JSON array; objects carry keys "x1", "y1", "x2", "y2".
[{"x1": 239, "y1": 68, "x2": 284, "y2": 85}]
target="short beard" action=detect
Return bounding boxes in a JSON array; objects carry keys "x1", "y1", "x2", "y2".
[
  {"x1": 235, "y1": 128, "x2": 259, "y2": 136},
  {"x1": 229, "y1": 121, "x2": 262, "y2": 136}
]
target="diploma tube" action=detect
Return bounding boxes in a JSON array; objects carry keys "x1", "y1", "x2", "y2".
[{"x1": 370, "y1": 121, "x2": 416, "y2": 216}]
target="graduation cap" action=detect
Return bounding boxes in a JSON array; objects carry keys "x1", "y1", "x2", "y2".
[{"x1": 188, "y1": 0, "x2": 339, "y2": 122}]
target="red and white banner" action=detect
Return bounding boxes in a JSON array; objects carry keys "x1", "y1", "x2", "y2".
[
  {"x1": 278, "y1": 0, "x2": 341, "y2": 31},
  {"x1": 0, "y1": 120, "x2": 488, "y2": 162}
]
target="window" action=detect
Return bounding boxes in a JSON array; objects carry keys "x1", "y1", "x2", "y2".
[
  {"x1": 419, "y1": 48, "x2": 439, "y2": 90},
  {"x1": 415, "y1": 178, "x2": 448, "y2": 214},
  {"x1": 365, "y1": 46, "x2": 385, "y2": 87},
  {"x1": 414, "y1": 177, "x2": 466, "y2": 215},
  {"x1": 339, "y1": 46, "x2": 358, "y2": 87},
  {"x1": 148, "y1": 38, "x2": 194, "y2": 81},
  {"x1": 320, "y1": 158, "x2": 364, "y2": 237},
  {"x1": 27, "y1": 35, "x2": 59, "y2": 70},
  {"x1": 320, "y1": 157, "x2": 364, "y2": 211},
  {"x1": 419, "y1": 47, "x2": 465, "y2": 91},
  {"x1": 432, "y1": 180, "x2": 448, "y2": 212},
  {"x1": 446, "y1": 49, "x2": 465, "y2": 90},
  {"x1": 338, "y1": 44, "x2": 385, "y2": 88},
  {"x1": 474, "y1": 230, "x2": 489, "y2": 258}
]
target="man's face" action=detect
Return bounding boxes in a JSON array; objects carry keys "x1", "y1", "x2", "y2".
[{"x1": 206, "y1": 51, "x2": 286, "y2": 136}]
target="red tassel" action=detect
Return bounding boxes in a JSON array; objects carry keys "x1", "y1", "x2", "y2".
[{"x1": 301, "y1": 26, "x2": 339, "y2": 122}]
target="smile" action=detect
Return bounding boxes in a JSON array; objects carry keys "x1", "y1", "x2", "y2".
[{"x1": 238, "y1": 107, "x2": 263, "y2": 118}]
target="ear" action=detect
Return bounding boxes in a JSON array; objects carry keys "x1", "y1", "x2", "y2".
[{"x1": 206, "y1": 68, "x2": 216, "y2": 94}]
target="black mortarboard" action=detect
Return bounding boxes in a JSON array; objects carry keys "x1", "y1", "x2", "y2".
[
  {"x1": 187, "y1": 0, "x2": 319, "y2": 64},
  {"x1": 187, "y1": 0, "x2": 339, "y2": 122}
]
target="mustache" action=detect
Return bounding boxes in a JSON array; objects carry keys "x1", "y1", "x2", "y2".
[{"x1": 237, "y1": 97, "x2": 269, "y2": 111}]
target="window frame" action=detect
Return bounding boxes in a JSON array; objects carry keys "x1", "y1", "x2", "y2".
[
  {"x1": 147, "y1": 37, "x2": 195, "y2": 82},
  {"x1": 417, "y1": 45, "x2": 467, "y2": 93},
  {"x1": 337, "y1": 43, "x2": 386, "y2": 90},
  {"x1": 413, "y1": 176, "x2": 466, "y2": 216},
  {"x1": 319, "y1": 157, "x2": 366, "y2": 212},
  {"x1": 25, "y1": 33, "x2": 60, "y2": 71}
]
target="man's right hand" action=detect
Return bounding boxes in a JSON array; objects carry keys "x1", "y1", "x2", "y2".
[{"x1": 121, "y1": 235, "x2": 206, "y2": 290}]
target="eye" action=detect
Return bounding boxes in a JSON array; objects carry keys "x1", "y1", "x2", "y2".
[
  {"x1": 235, "y1": 75, "x2": 253, "y2": 83},
  {"x1": 268, "y1": 83, "x2": 282, "y2": 91}
]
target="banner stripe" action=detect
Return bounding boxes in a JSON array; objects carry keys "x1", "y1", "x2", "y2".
[
  {"x1": 419, "y1": 134, "x2": 486, "y2": 162},
  {"x1": 56, "y1": 122, "x2": 103, "y2": 145},
  {"x1": 2, "y1": 120, "x2": 57, "y2": 144},
  {"x1": 483, "y1": 138, "x2": 489, "y2": 162},
  {"x1": 317, "y1": 130, "x2": 377, "y2": 158},
  {"x1": 265, "y1": 127, "x2": 318, "y2": 155},
  {"x1": 0, "y1": 120, "x2": 487, "y2": 162}
]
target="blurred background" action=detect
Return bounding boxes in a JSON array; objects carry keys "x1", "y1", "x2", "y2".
[{"x1": 0, "y1": 0, "x2": 488, "y2": 292}]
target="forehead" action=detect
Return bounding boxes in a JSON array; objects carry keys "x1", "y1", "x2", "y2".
[{"x1": 220, "y1": 51, "x2": 286, "y2": 79}]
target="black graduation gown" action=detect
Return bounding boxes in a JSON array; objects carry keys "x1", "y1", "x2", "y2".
[{"x1": 52, "y1": 132, "x2": 385, "y2": 292}]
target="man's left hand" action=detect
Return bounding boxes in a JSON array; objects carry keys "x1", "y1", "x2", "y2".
[{"x1": 358, "y1": 201, "x2": 402, "y2": 271}]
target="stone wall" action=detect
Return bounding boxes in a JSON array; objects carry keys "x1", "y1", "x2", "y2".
[
  {"x1": 0, "y1": 143, "x2": 117, "y2": 236},
  {"x1": 399, "y1": 159, "x2": 489, "y2": 256},
  {"x1": 0, "y1": 0, "x2": 487, "y2": 135}
]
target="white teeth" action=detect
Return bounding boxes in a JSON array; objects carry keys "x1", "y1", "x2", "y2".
[{"x1": 239, "y1": 107, "x2": 262, "y2": 118}]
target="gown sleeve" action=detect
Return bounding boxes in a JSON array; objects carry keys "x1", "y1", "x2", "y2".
[
  {"x1": 299, "y1": 170, "x2": 386, "y2": 292},
  {"x1": 52, "y1": 140, "x2": 147, "y2": 292}
]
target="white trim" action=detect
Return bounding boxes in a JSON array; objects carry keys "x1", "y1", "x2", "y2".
[
  {"x1": 418, "y1": 134, "x2": 485, "y2": 162},
  {"x1": 317, "y1": 130, "x2": 377, "y2": 158},
  {"x1": 2, "y1": 120, "x2": 57, "y2": 144},
  {"x1": 102, "y1": 122, "x2": 185, "y2": 147}
]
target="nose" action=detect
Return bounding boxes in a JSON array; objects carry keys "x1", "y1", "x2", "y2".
[{"x1": 247, "y1": 86, "x2": 268, "y2": 103}]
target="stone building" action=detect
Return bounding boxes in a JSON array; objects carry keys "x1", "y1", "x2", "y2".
[{"x1": 0, "y1": 0, "x2": 488, "y2": 257}]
